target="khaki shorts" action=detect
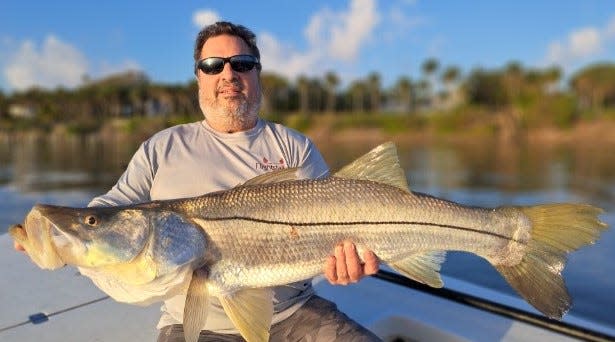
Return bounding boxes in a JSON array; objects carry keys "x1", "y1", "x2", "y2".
[{"x1": 157, "y1": 295, "x2": 382, "y2": 342}]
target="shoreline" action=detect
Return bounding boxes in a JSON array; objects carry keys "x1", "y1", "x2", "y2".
[
  {"x1": 3, "y1": 118, "x2": 615, "y2": 148},
  {"x1": 306, "y1": 118, "x2": 615, "y2": 148}
]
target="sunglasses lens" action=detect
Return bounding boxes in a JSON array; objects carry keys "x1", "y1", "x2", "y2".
[
  {"x1": 230, "y1": 56, "x2": 257, "y2": 72},
  {"x1": 200, "y1": 58, "x2": 225, "y2": 75}
]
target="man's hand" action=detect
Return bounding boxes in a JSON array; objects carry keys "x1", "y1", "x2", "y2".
[{"x1": 325, "y1": 241, "x2": 379, "y2": 285}]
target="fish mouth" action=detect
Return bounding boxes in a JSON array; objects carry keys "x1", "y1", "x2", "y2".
[{"x1": 25, "y1": 205, "x2": 88, "y2": 267}]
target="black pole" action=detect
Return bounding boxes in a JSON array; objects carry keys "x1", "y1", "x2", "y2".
[{"x1": 372, "y1": 270, "x2": 615, "y2": 342}]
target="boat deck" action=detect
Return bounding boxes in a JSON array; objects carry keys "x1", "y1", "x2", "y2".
[{"x1": 1, "y1": 234, "x2": 613, "y2": 341}]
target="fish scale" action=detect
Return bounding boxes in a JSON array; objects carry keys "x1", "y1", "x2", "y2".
[{"x1": 158, "y1": 177, "x2": 519, "y2": 293}]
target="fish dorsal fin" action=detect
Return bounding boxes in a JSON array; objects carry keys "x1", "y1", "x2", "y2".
[
  {"x1": 390, "y1": 251, "x2": 446, "y2": 288},
  {"x1": 183, "y1": 268, "x2": 209, "y2": 342},
  {"x1": 334, "y1": 142, "x2": 409, "y2": 192},
  {"x1": 219, "y1": 288, "x2": 274, "y2": 342},
  {"x1": 242, "y1": 168, "x2": 300, "y2": 186}
]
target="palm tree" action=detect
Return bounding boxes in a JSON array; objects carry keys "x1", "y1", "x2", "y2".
[
  {"x1": 296, "y1": 75, "x2": 310, "y2": 115},
  {"x1": 440, "y1": 66, "x2": 461, "y2": 105},
  {"x1": 415, "y1": 79, "x2": 431, "y2": 110},
  {"x1": 324, "y1": 71, "x2": 339, "y2": 114},
  {"x1": 504, "y1": 61, "x2": 523, "y2": 100},
  {"x1": 348, "y1": 80, "x2": 366, "y2": 114},
  {"x1": 393, "y1": 76, "x2": 413, "y2": 113},
  {"x1": 570, "y1": 63, "x2": 615, "y2": 110},
  {"x1": 309, "y1": 78, "x2": 324, "y2": 113},
  {"x1": 0, "y1": 91, "x2": 6, "y2": 119},
  {"x1": 367, "y1": 72, "x2": 381, "y2": 113},
  {"x1": 421, "y1": 57, "x2": 440, "y2": 107},
  {"x1": 261, "y1": 72, "x2": 290, "y2": 114}
]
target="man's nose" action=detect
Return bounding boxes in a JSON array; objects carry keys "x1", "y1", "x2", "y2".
[{"x1": 220, "y1": 61, "x2": 237, "y2": 80}]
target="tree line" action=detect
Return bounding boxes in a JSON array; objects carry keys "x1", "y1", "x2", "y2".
[{"x1": 1, "y1": 59, "x2": 614, "y2": 132}]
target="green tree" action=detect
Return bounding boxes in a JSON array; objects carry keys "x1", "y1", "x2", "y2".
[
  {"x1": 261, "y1": 72, "x2": 290, "y2": 114},
  {"x1": 309, "y1": 78, "x2": 324, "y2": 113},
  {"x1": 421, "y1": 57, "x2": 440, "y2": 106},
  {"x1": 570, "y1": 63, "x2": 615, "y2": 110},
  {"x1": 367, "y1": 72, "x2": 381, "y2": 113},
  {"x1": 0, "y1": 90, "x2": 6, "y2": 119},
  {"x1": 503, "y1": 61, "x2": 523, "y2": 100},
  {"x1": 465, "y1": 68, "x2": 509, "y2": 108},
  {"x1": 324, "y1": 71, "x2": 339, "y2": 114},
  {"x1": 348, "y1": 80, "x2": 367, "y2": 114},
  {"x1": 393, "y1": 76, "x2": 413, "y2": 113},
  {"x1": 296, "y1": 75, "x2": 310, "y2": 115},
  {"x1": 440, "y1": 65, "x2": 460, "y2": 102}
]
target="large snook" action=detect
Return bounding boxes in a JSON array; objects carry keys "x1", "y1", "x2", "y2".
[{"x1": 10, "y1": 142, "x2": 608, "y2": 342}]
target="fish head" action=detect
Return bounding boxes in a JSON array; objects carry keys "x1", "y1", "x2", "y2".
[{"x1": 21, "y1": 204, "x2": 152, "y2": 268}]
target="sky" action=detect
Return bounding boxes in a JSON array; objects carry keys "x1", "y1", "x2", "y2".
[{"x1": 1, "y1": 0, "x2": 614, "y2": 93}]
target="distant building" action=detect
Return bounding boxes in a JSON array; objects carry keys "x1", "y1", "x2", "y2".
[{"x1": 8, "y1": 104, "x2": 37, "y2": 119}]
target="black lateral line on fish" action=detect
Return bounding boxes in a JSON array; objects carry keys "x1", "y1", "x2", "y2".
[{"x1": 199, "y1": 217, "x2": 520, "y2": 243}]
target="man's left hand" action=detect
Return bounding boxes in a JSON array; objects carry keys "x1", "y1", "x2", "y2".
[{"x1": 325, "y1": 241, "x2": 379, "y2": 285}]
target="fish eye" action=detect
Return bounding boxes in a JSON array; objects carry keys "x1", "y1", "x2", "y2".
[{"x1": 84, "y1": 215, "x2": 98, "y2": 226}]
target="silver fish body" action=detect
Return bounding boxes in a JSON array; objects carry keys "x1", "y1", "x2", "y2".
[
  {"x1": 10, "y1": 142, "x2": 608, "y2": 342},
  {"x1": 166, "y1": 177, "x2": 525, "y2": 292}
]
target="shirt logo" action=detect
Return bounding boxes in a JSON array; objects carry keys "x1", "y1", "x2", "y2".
[{"x1": 256, "y1": 156, "x2": 286, "y2": 171}]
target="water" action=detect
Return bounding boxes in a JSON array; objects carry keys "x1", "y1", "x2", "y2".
[{"x1": 2, "y1": 133, "x2": 614, "y2": 330}]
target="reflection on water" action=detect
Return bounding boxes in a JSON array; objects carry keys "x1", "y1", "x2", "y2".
[
  {"x1": 1, "y1": 133, "x2": 614, "y2": 329},
  {"x1": 0, "y1": 133, "x2": 139, "y2": 192}
]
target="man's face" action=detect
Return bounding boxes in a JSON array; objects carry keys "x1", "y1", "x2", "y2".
[{"x1": 196, "y1": 34, "x2": 261, "y2": 132}]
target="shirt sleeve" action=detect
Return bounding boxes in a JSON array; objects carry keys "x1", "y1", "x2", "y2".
[
  {"x1": 298, "y1": 138, "x2": 329, "y2": 180},
  {"x1": 88, "y1": 141, "x2": 155, "y2": 207}
]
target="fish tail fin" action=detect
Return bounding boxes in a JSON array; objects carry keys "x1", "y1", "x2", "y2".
[{"x1": 494, "y1": 204, "x2": 607, "y2": 319}]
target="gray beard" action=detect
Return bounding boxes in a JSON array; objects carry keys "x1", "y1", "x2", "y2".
[{"x1": 199, "y1": 93, "x2": 261, "y2": 133}]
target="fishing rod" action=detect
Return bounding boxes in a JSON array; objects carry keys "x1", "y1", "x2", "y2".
[{"x1": 372, "y1": 270, "x2": 615, "y2": 342}]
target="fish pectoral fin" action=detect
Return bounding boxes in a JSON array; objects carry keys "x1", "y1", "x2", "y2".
[
  {"x1": 390, "y1": 251, "x2": 446, "y2": 288},
  {"x1": 219, "y1": 288, "x2": 274, "y2": 342},
  {"x1": 183, "y1": 268, "x2": 209, "y2": 342},
  {"x1": 242, "y1": 168, "x2": 300, "y2": 185},
  {"x1": 333, "y1": 142, "x2": 410, "y2": 192}
]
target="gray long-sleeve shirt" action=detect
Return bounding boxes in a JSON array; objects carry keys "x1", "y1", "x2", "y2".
[{"x1": 87, "y1": 118, "x2": 329, "y2": 333}]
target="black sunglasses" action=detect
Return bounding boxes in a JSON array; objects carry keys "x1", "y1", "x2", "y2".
[{"x1": 195, "y1": 54, "x2": 261, "y2": 75}]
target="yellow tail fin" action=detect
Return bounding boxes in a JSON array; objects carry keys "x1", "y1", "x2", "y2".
[{"x1": 494, "y1": 204, "x2": 607, "y2": 319}]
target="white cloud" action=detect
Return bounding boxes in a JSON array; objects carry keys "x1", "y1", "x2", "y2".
[
  {"x1": 544, "y1": 16, "x2": 615, "y2": 68},
  {"x1": 568, "y1": 28, "x2": 601, "y2": 58},
  {"x1": 259, "y1": 33, "x2": 321, "y2": 80},
  {"x1": 193, "y1": 10, "x2": 220, "y2": 28},
  {"x1": 2, "y1": 35, "x2": 143, "y2": 91},
  {"x1": 258, "y1": 0, "x2": 380, "y2": 82},
  {"x1": 4, "y1": 35, "x2": 88, "y2": 91},
  {"x1": 309, "y1": 0, "x2": 380, "y2": 61}
]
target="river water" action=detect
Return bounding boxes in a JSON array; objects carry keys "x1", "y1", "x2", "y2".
[{"x1": 1, "y1": 132, "x2": 614, "y2": 330}]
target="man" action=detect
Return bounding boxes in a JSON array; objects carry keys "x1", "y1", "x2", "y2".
[{"x1": 15, "y1": 21, "x2": 380, "y2": 341}]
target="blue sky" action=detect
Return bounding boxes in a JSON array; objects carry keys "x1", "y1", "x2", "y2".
[{"x1": 1, "y1": 0, "x2": 614, "y2": 93}]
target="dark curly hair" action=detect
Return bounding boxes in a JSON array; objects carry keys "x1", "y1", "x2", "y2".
[{"x1": 193, "y1": 21, "x2": 261, "y2": 73}]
